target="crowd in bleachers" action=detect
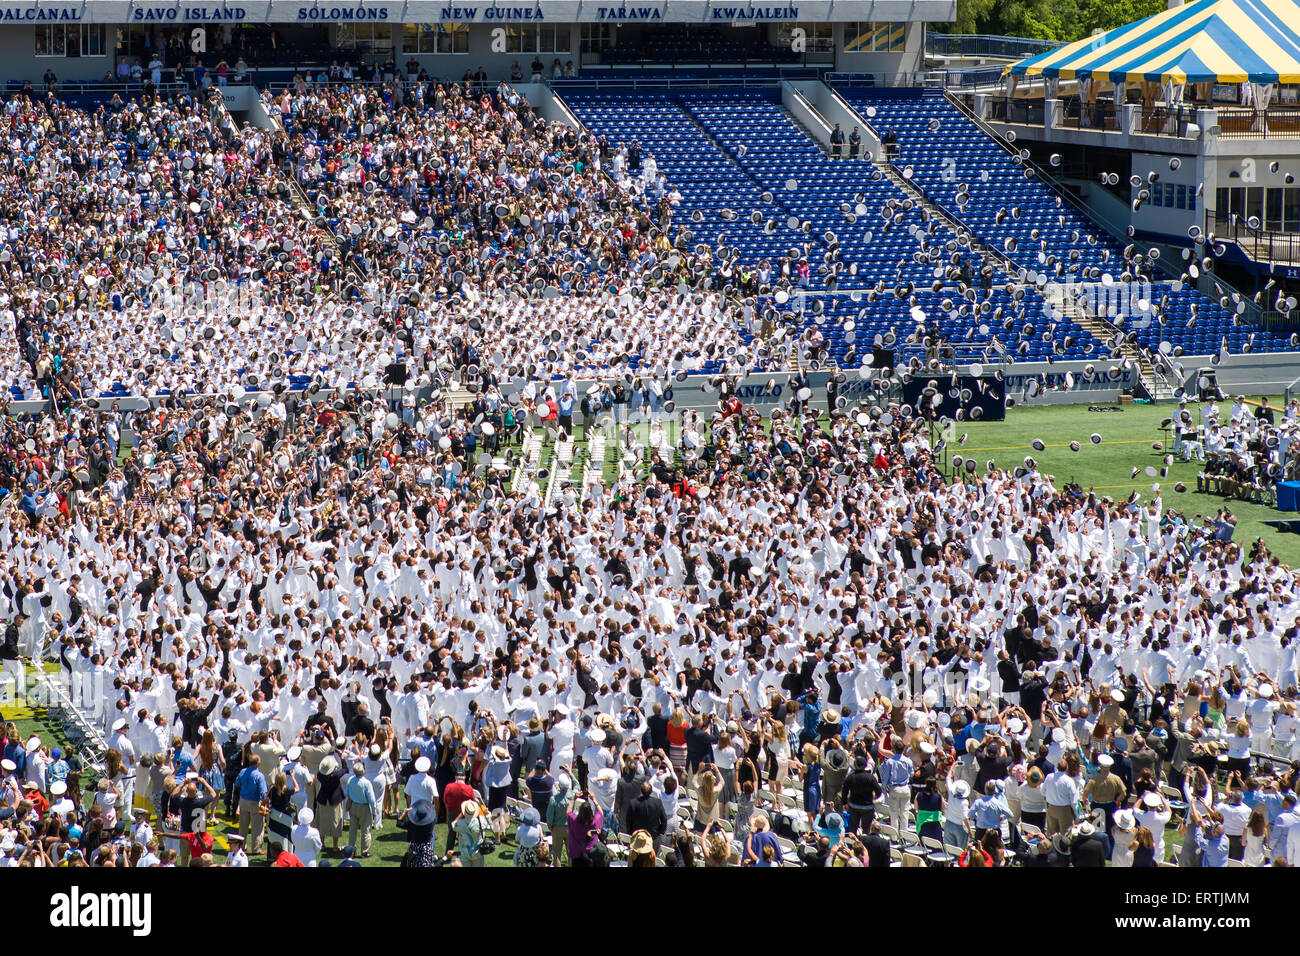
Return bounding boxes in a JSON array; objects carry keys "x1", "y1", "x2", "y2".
[
  {"x1": 0, "y1": 80, "x2": 747, "y2": 406},
  {"x1": 0, "y1": 85, "x2": 350, "y2": 403}
]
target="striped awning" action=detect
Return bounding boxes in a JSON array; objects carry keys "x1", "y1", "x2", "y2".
[{"x1": 1007, "y1": 0, "x2": 1300, "y2": 84}]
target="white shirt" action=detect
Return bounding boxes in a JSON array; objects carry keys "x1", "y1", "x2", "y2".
[
  {"x1": 1214, "y1": 800, "x2": 1252, "y2": 836},
  {"x1": 1136, "y1": 807, "x2": 1172, "y2": 858},
  {"x1": 1111, "y1": 833, "x2": 1134, "y2": 867},
  {"x1": 1042, "y1": 771, "x2": 1078, "y2": 807},
  {"x1": 291, "y1": 823, "x2": 322, "y2": 865},
  {"x1": 49, "y1": 797, "x2": 76, "y2": 823},
  {"x1": 403, "y1": 771, "x2": 438, "y2": 805}
]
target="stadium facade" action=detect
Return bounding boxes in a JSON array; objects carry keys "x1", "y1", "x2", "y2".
[{"x1": 0, "y1": 0, "x2": 949, "y2": 82}]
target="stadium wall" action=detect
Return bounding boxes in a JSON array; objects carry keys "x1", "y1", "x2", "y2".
[
  {"x1": 18, "y1": 352, "x2": 1299, "y2": 428},
  {"x1": 830, "y1": 20, "x2": 921, "y2": 78},
  {"x1": 0, "y1": 2, "x2": 953, "y2": 83},
  {"x1": 0, "y1": 28, "x2": 108, "y2": 81}
]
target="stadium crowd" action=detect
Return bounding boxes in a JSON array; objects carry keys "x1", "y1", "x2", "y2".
[
  {"x1": 1, "y1": 369, "x2": 1299, "y2": 868},
  {"x1": 0, "y1": 81, "x2": 1298, "y2": 871},
  {"x1": 0, "y1": 79, "x2": 745, "y2": 408}
]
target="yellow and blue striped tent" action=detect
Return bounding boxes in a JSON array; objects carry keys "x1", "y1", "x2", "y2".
[{"x1": 1007, "y1": 0, "x2": 1300, "y2": 84}]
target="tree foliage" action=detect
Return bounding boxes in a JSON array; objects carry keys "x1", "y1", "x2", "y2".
[
  {"x1": 935, "y1": 0, "x2": 1171, "y2": 42},
  {"x1": 1080, "y1": 0, "x2": 1169, "y2": 35}
]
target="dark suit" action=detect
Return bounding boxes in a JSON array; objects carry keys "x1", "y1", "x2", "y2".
[{"x1": 626, "y1": 791, "x2": 668, "y2": 837}]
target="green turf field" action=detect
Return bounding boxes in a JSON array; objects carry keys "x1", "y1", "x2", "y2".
[
  {"x1": 207, "y1": 812, "x2": 524, "y2": 868},
  {"x1": 954, "y1": 396, "x2": 1300, "y2": 567},
  {"x1": 2, "y1": 666, "x2": 91, "y2": 779}
]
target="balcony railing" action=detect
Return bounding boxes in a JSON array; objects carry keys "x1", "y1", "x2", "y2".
[
  {"x1": 986, "y1": 97, "x2": 1045, "y2": 126},
  {"x1": 1216, "y1": 106, "x2": 1300, "y2": 139},
  {"x1": 984, "y1": 94, "x2": 1300, "y2": 140},
  {"x1": 940, "y1": 66, "x2": 1010, "y2": 91},
  {"x1": 1134, "y1": 105, "x2": 1194, "y2": 137},
  {"x1": 1061, "y1": 97, "x2": 1119, "y2": 131},
  {"x1": 925, "y1": 33, "x2": 1064, "y2": 60},
  {"x1": 1209, "y1": 213, "x2": 1300, "y2": 266},
  {"x1": 6, "y1": 79, "x2": 191, "y2": 99},
  {"x1": 823, "y1": 72, "x2": 934, "y2": 89}
]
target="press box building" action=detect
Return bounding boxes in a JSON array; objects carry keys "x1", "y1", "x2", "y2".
[{"x1": 0, "y1": 1, "x2": 952, "y2": 84}]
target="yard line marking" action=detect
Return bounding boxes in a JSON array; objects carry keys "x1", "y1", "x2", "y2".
[{"x1": 960, "y1": 439, "x2": 1166, "y2": 451}]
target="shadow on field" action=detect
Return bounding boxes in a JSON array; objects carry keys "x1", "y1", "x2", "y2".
[{"x1": 1263, "y1": 520, "x2": 1300, "y2": 535}]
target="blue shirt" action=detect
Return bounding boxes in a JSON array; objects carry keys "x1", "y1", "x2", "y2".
[
  {"x1": 234, "y1": 766, "x2": 268, "y2": 802},
  {"x1": 404, "y1": 735, "x2": 439, "y2": 763},
  {"x1": 833, "y1": 717, "x2": 850, "y2": 742},
  {"x1": 345, "y1": 775, "x2": 377, "y2": 810},
  {"x1": 797, "y1": 695, "x2": 820, "y2": 737},
  {"x1": 172, "y1": 749, "x2": 195, "y2": 778},
  {"x1": 968, "y1": 794, "x2": 1013, "y2": 830},
  {"x1": 483, "y1": 759, "x2": 512, "y2": 790},
  {"x1": 525, "y1": 773, "x2": 554, "y2": 813},
  {"x1": 1253, "y1": 789, "x2": 1284, "y2": 822},
  {"x1": 952, "y1": 720, "x2": 987, "y2": 755},
  {"x1": 1195, "y1": 828, "x2": 1230, "y2": 867},
  {"x1": 747, "y1": 829, "x2": 781, "y2": 865},
  {"x1": 881, "y1": 754, "x2": 913, "y2": 790},
  {"x1": 2, "y1": 742, "x2": 26, "y2": 777},
  {"x1": 816, "y1": 821, "x2": 844, "y2": 849}
]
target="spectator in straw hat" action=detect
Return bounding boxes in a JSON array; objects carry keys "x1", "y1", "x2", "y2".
[
  {"x1": 627, "y1": 829, "x2": 657, "y2": 868},
  {"x1": 452, "y1": 799, "x2": 489, "y2": 867}
]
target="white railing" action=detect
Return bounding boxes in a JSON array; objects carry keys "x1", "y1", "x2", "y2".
[{"x1": 28, "y1": 668, "x2": 109, "y2": 776}]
